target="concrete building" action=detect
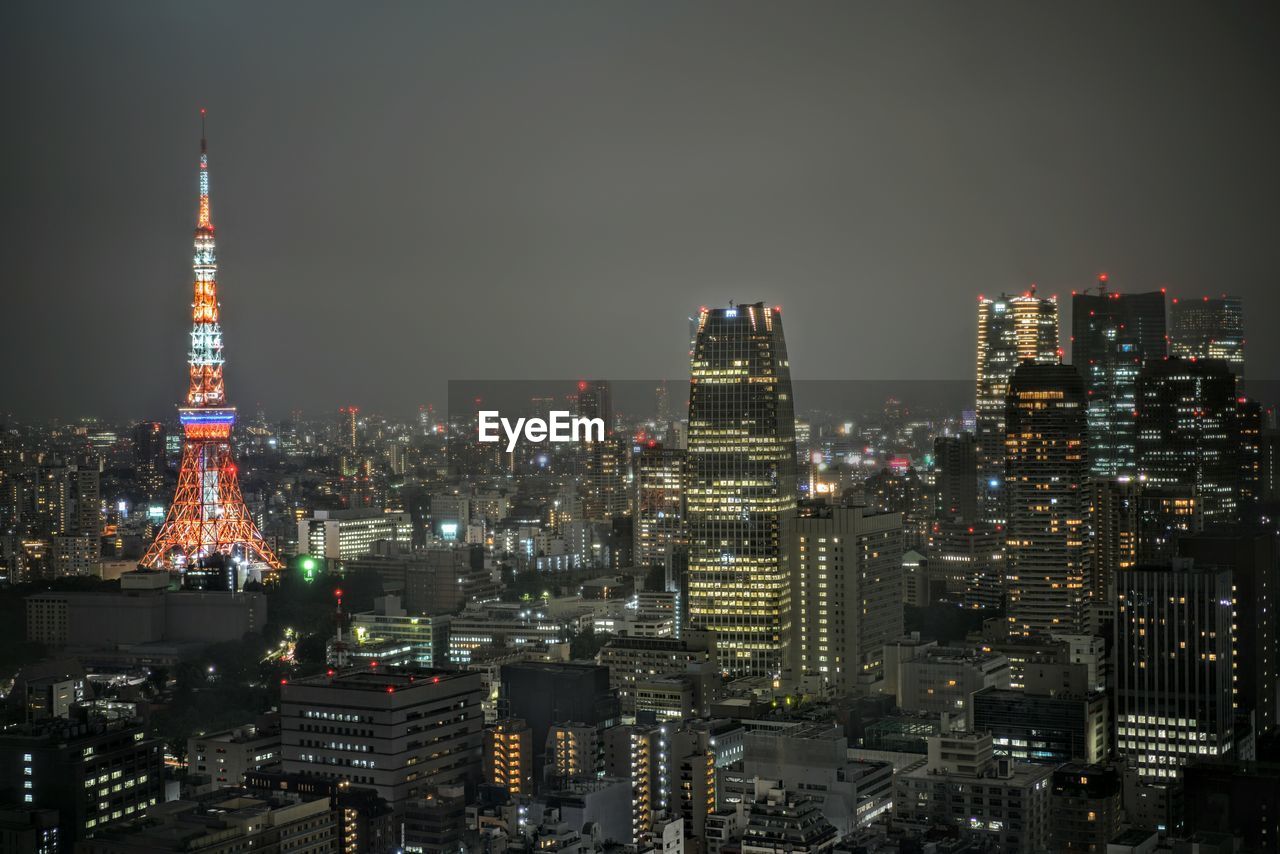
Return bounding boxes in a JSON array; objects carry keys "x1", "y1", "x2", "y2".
[
  {"x1": 78, "y1": 788, "x2": 336, "y2": 854},
  {"x1": 25, "y1": 569, "x2": 266, "y2": 650},
  {"x1": 889, "y1": 639, "x2": 1011, "y2": 726},
  {"x1": 0, "y1": 717, "x2": 163, "y2": 849},
  {"x1": 1050, "y1": 763, "x2": 1122, "y2": 853},
  {"x1": 498, "y1": 662, "x2": 619, "y2": 779},
  {"x1": 741, "y1": 784, "x2": 838, "y2": 854},
  {"x1": 483, "y1": 718, "x2": 533, "y2": 797},
  {"x1": 789, "y1": 502, "x2": 903, "y2": 692},
  {"x1": 596, "y1": 631, "x2": 718, "y2": 715},
  {"x1": 893, "y1": 731, "x2": 1052, "y2": 853},
  {"x1": 1116, "y1": 560, "x2": 1234, "y2": 779},
  {"x1": 972, "y1": 686, "x2": 1108, "y2": 765},
  {"x1": 298, "y1": 508, "x2": 412, "y2": 560},
  {"x1": 740, "y1": 724, "x2": 892, "y2": 835},
  {"x1": 280, "y1": 667, "x2": 483, "y2": 810},
  {"x1": 350, "y1": 595, "x2": 448, "y2": 666},
  {"x1": 187, "y1": 719, "x2": 281, "y2": 790}
]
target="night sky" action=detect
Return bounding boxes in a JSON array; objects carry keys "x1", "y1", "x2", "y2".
[{"x1": 3, "y1": 2, "x2": 1278, "y2": 420}]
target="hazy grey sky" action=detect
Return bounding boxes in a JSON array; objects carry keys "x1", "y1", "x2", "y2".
[{"x1": 3, "y1": 2, "x2": 1278, "y2": 420}]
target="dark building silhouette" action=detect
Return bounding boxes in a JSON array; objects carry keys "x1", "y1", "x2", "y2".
[
  {"x1": 933, "y1": 432, "x2": 978, "y2": 523},
  {"x1": 1178, "y1": 529, "x2": 1279, "y2": 737},
  {"x1": 498, "y1": 662, "x2": 620, "y2": 780},
  {"x1": 1136, "y1": 357, "x2": 1241, "y2": 523},
  {"x1": 1072, "y1": 281, "x2": 1167, "y2": 477}
]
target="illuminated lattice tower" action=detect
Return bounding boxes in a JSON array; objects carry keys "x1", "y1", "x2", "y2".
[{"x1": 140, "y1": 111, "x2": 282, "y2": 573}]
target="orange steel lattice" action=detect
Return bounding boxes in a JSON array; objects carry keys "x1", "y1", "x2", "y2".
[{"x1": 140, "y1": 112, "x2": 282, "y2": 572}]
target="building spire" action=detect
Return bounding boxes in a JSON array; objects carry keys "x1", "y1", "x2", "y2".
[{"x1": 197, "y1": 109, "x2": 212, "y2": 232}]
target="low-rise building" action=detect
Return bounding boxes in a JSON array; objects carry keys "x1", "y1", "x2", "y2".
[{"x1": 893, "y1": 731, "x2": 1052, "y2": 853}]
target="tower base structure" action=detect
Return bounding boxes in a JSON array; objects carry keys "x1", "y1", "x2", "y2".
[{"x1": 140, "y1": 407, "x2": 282, "y2": 574}]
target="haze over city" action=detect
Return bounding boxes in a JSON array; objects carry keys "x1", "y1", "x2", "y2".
[{"x1": 3, "y1": 2, "x2": 1279, "y2": 419}]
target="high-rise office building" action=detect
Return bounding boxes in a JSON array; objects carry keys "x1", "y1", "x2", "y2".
[
  {"x1": 280, "y1": 668, "x2": 483, "y2": 809},
  {"x1": 132, "y1": 421, "x2": 168, "y2": 500},
  {"x1": 926, "y1": 520, "x2": 1005, "y2": 610},
  {"x1": 789, "y1": 502, "x2": 903, "y2": 692},
  {"x1": 1170, "y1": 295, "x2": 1245, "y2": 376},
  {"x1": 1177, "y1": 530, "x2": 1278, "y2": 736},
  {"x1": 933, "y1": 432, "x2": 978, "y2": 522},
  {"x1": 0, "y1": 717, "x2": 164, "y2": 848},
  {"x1": 1115, "y1": 560, "x2": 1234, "y2": 779},
  {"x1": 975, "y1": 290, "x2": 1060, "y2": 522},
  {"x1": 577, "y1": 381, "x2": 626, "y2": 521},
  {"x1": 1004, "y1": 363, "x2": 1093, "y2": 637},
  {"x1": 1071, "y1": 279, "x2": 1167, "y2": 476},
  {"x1": 687, "y1": 303, "x2": 797, "y2": 678},
  {"x1": 1136, "y1": 357, "x2": 1241, "y2": 523},
  {"x1": 633, "y1": 442, "x2": 686, "y2": 570}
]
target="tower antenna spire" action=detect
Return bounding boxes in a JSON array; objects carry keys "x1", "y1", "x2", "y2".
[{"x1": 200, "y1": 107, "x2": 207, "y2": 154}]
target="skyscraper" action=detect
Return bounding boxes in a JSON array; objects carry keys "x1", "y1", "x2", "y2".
[
  {"x1": 1004, "y1": 363, "x2": 1093, "y2": 637},
  {"x1": 577, "y1": 380, "x2": 625, "y2": 521},
  {"x1": 1116, "y1": 560, "x2": 1234, "y2": 778},
  {"x1": 1170, "y1": 295, "x2": 1245, "y2": 376},
  {"x1": 1136, "y1": 357, "x2": 1241, "y2": 523},
  {"x1": 975, "y1": 289, "x2": 1060, "y2": 522},
  {"x1": 1177, "y1": 530, "x2": 1278, "y2": 736},
  {"x1": 789, "y1": 501, "x2": 903, "y2": 692},
  {"x1": 132, "y1": 421, "x2": 168, "y2": 501},
  {"x1": 1071, "y1": 278, "x2": 1167, "y2": 476},
  {"x1": 687, "y1": 303, "x2": 797, "y2": 678},
  {"x1": 933, "y1": 432, "x2": 978, "y2": 522},
  {"x1": 633, "y1": 441, "x2": 686, "y2": 570}
]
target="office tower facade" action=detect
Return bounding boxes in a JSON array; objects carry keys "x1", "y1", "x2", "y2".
[
  {"x1": 686, "y1": 303, "x2": 798, "y2": 678},
  {"x1": 1136, "y1": 357, "x2": 1241, "y2": 523},
  {"x1": 280, "y1": 668, "x2": 484, "y2": 808},
  {"x1": 1004, "y1": 363, "x2": 1093, "y2": 636},
  {"x1": 927, "y1": 520, "x2": 1005, "y2": 609},
  {"x1": 1115, "y1": 561, "x2": 1234, "y2": 778},
  {"x1": 0, "y1": 718, "x2": 164, "y2": 848},
  {"x1": 577, "y1": 381, "x2": 625, "y2": 521},
  {"x1": 1177, "y1": 530, "x2": 1279, "y2": 736},
  {"x1": 933, "y1": 432, "x2": 978, "y2": 522},
  {"x1": 971, "y1": 687, "x2": 1108, "y2": 765},
  {"x1": 633, "y1": 442, "x2": 686, "y2": 569},
  {"x1": 789, "y1": 502, "x2": 903, "y2": 692},
  {"x1": 140, "y1": 115, "x2": 282, "y2": 572},
  {"x1": 338, "y1": 406, "x2": 358, "y2": 450},
  {"x1": 297, "y1": 509, "x2": 413, "y2": 560},
  {"x1": 1050, "y1": 764, "x2": 1123, "y2": 854},
  {"x1": 132, "y1": 421, "x2": 168, "y2": 500},
  {"x1": 1071, "y1": 281, "x2": 1167, "y2": 476},
  {"x1": 975, "y1": 290, "x2": 1060, "y2": 522},
  {"x1": 1170, "y1": 295, "x2": 1245, "y2": 376}
]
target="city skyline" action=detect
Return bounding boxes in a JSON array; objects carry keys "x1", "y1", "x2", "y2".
[{"x1": 4, "y1": 2, "x2": 1280, "y2": 420}]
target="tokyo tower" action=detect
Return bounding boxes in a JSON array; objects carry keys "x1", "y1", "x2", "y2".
[{"x1": 140, "y1": 111, "x2": 282, "y2": 573}]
